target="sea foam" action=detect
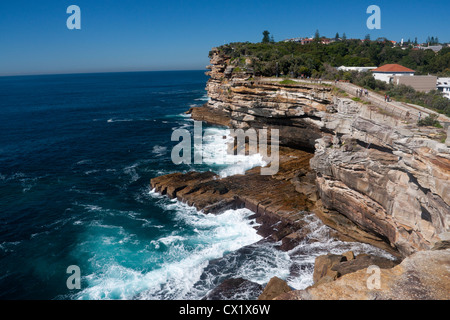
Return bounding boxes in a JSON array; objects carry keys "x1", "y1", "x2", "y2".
[{"x1": 73, "y1": 195, "x2": 262, "y2": 300}]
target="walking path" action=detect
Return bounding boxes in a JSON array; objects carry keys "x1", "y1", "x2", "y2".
[{"x1": 259, "y1": 77, "x2": 450, "y2": 127}]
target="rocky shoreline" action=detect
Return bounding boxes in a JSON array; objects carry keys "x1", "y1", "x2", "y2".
[{"x1": 149, "y1": 47, "x2": 450, "y2": 300}]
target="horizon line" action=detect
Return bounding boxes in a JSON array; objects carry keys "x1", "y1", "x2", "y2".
[{"x1": 0, "y1": 68, "x2": 207, "y2": 78}]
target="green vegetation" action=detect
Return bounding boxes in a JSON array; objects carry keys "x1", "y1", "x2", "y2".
[
  {"x1": 348, "y1": 73, "x2": 450, "y2": 116},
  {"x1": 279, "y1": 79, "x2": 298, "y2": 85},
  {"x1": 418, "y1": 114, "x2": 443, "y2": 128},
  {"x1": 426, "y1": 36, "x2": 440, "y2": 46},
  {"x1": 214, "y1": 40, "x2": 450, "y2": 78},
  {"x1": 385, "y1": 85, "x2": 450, "y2": 117},
  {"x1": 213, "y1": 38, "x2": 450, "y2": 116},
  {"x1": 262, "y1": 30, "x2": 275, "y2": 44}
]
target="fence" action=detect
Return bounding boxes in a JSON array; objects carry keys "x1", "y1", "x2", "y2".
[
  {"x1": 334, "y1": 81, "x2": 422, "y2": 123},
  {"x1": 241, "y1": 77, "x2": 450, "y2": 127}
]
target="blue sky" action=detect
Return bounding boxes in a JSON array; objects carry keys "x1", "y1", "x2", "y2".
[{"x1": 0, "y1": 0, "x2": 448, "y2": 76}]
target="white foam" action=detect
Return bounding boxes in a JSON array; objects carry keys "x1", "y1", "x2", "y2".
[
  {"x1": 76, "y1": 159, "x2": 92, "y2": 165},
  {"x1": 75, "y1": 197, "x2": 262, "y2": 300},
  {"x1": 123, "y1": 165, "x2": 140, "y2": 184},
  {"x1": 148, "y1": 188, "x2": 163, "y2": 199},
  {"x1": 200, "y1": 127, "x2": 267, "y2": 178},
  {"x1": 177, "y1": 112, "x2": 193, "y2": 118},
  {"x1": 152, "y1": 235, "x2": 186, "y2": 249},
  {"x1": 152, "y1": 145, "x2": 167, "y2": 157},
  {"x1": 107, "y1": 118, "x2": 133, "y2": 123},
  {"x1": 84, "y1": 170, "x2": 100, "y2": 175},
  {"x1": 194, "y1": 94, "x2": 210, "y2": 101},
  {"x1": 283, "y1": 214, "x2": 396, "y2": 290}
]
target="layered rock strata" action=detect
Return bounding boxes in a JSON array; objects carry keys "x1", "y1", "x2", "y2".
[
  {"x1": 199, "y1": 47, "x2": 450, "y2": 258},
  {"x1": 152, "y1": 147, "x2": 321, "y2": 250},
  {"x1": 150, "y1": 47, "x2": 450, "y2": 299},
  {"x1": 275, "y1": 248, "x2": 450, "y2": 300}
]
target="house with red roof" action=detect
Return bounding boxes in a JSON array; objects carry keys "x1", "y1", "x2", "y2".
[{"x1": 371, "y1": 64, "x2": 415, "y2": 83}]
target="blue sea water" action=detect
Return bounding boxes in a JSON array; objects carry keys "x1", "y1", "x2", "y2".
[{"x1": 0, "y1": 71, "x2": 393, "y2": 300}]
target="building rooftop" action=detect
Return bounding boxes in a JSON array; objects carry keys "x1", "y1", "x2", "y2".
[{"x1": 372, "y1": 64, "x2": 415, "y2": 73}]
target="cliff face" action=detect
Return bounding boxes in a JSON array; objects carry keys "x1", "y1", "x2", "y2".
[
  {"x1": 203, "y1": 48, "x2": 450, "y2": 258},
  {"x1": 205, "y1": 49, "x2": 330, "y2": 150}
]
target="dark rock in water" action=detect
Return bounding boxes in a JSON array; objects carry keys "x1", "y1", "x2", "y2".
[
  {"x1": 186, "y1": 105, "x2": 231, "y2": 127},
  {"x1": 151, "y1": 147, "x2": 317, "y2": 250},
  {"x1": 202, "y1": 278, "x2": 263, "y2": 300}
]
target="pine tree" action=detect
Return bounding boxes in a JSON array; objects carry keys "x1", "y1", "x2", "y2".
[
  {"x1": 314, "y1": 29, "x2": 320, "y2": 41},
  {"x1": 342, "y1": 33, "x2": 347, "y2": 41},
  {"x1": 335, "y1": 32, "x2": 339, "y2": 40},
  {"x1": 262, "y1": 30, "x2": 270, "y2": 43}
]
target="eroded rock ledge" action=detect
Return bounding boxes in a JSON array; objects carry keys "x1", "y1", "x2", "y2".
[
  {"x1": 152, "y1": 147, "x2": 329, "y2": 251},
  {"x1": 150, "y1": 47, "x2": 450, "y2": 299},
  {"x1": 199, "y1": 47, "x2": 450, "y2": 257},
  {"x1": 275, "y1": 248, "x2": 450, "y2": 300}
]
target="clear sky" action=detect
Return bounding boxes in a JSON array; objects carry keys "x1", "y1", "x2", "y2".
[{"x1": 0, "y1": 0, "x2": 448, "y2": 76}]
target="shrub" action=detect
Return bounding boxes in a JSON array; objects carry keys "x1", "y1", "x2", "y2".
[
  {"x1": 417, "y1": 114, "x2": 442, "y2": 127},
  {"x1": 279, "y1": 79, "x2": 298, "y2": 85}
]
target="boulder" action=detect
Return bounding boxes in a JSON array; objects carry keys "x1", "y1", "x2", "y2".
[
  {"x1": 258, "y1": 277, "x2": 292, "y2": 300},
  {"x1": 276, "y1": 249, "x2": 450, "y2": 300},
  {"x1": 313, "y1": 254, "x2": 347, "y2": 285},
  {"x1": 331, "y1": 254, "x2": 399, "y2": 277},
  {"x1": 342, "y1": 251, "x2": 355, "y2": 261}
]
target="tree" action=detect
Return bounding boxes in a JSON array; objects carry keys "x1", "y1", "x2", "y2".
[
  {"x1": 335, "y1": 32, "x2": 340, "y2": 40},
  {"x1": 262, "y1": 30, "x2": 271, "y2": 43},
  {"x1": 414, "y1": 37, "x2": 418, "y2": 45},
  {"x1": 314, "y1": 29, "x2": 320, "y2": 41},
  {"x1": 270, "y1": 35, "x2": 275, "y2": 43},
  {"x1": 342, "y1": 33, "x2": 347, "y2": 41},
  {"x1": 365, "y1": 34, "x2": 371, "y2": 41}
]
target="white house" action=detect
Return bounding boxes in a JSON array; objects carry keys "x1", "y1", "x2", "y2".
[
  {"x1": 371, "y1": 64, "x2": 415, "y2": 83},
  {"x1": 437, "y1": 77, "x2": 450, "y2": 99},
  {"x1": 337, "y1": 66, "x2": 377, "y2": 72},
  {"x1": 416, "y1": 45, "x2": 443, "y2": 53}
]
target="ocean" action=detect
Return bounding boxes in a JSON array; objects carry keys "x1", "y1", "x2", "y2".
[{"x1": 0, "y1": 71, "x2": 393, "y2": 300}]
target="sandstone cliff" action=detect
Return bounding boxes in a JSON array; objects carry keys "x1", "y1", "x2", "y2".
[
  {"x1": 150, "y1": 47, "x2": 450, "y2": 300},
  {"x1": 200, "y1": 47, "x2": 450, "y2": 258},
  {"x1": 275, "y1": 248, "x2": 450, "y2": 300}
]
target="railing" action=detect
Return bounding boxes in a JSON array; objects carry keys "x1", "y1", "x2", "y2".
[
  {"x1": 334, "y1": 81, "x2": 422, "y2": 123},
  {"x1": 238, "y1": 77, "x2": 450, "y2": 128}
]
